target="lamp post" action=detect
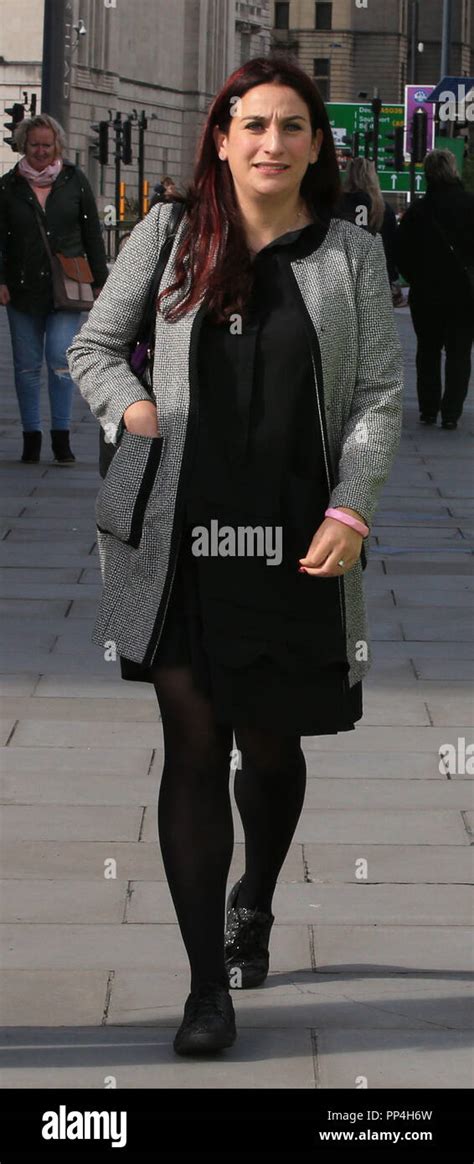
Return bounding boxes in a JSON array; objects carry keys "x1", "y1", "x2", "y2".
[{"x1": 410, "y1": 0, "x2": 419, "y2": 84}]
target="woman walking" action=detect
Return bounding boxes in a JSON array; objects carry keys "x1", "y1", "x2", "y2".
[
  {"x1": 396, "y1": 149, "x2": 474, "y2": 429},
  {"x1": 341, "y1": 157, "x2": 401, "y2": 295},
  {"x1": 68, "y1": 56, "x2": 403, "y2": 1056},
  {"x1": 0, "y1": 113, "x2": 108, "y2": 463}
]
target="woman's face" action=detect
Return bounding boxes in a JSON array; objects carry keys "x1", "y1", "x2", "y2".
[
  {"x1": 25, "y1": 126, "x2": 58, "y2": 171},
  {"x1": 213, "y1": 83, "x2": 322, "y2": 208}
]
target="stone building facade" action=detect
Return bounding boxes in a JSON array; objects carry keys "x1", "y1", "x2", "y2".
[
  {"x1": 1, "y1": 0, "x2": 472, "y2": 190},
  {"x1": 270, "y1": 0, "x2": 473, "y2": 102},
  {"x1": 0, "y1": 0, "x2": 272, "y2": 191}
]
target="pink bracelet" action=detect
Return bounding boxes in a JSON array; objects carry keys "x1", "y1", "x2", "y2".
[{"x1": 324, "y1": 507, "x2": 370, "y2": 538}]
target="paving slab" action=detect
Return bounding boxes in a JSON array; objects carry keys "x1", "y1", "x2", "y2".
[
  {"x1": 127, "y1": 880, "x2": 473, "y2": 927},
  {"x1": 302, "y1": 777, "x2": 472, "y2": 810},
  {"x1": 302, "y1": 725, "x2": 474, "y2": 752},
  {"x1": 382, "y1": 559, "x2": 474, "y2": 575},
  {"x1": 375, "y1": 526, "x2": 465, "y2": 543},
  {"x1": 2, "y1": 650, "x2": 114, "y2": 673},
  {"x1": 106, "y1": 969, "x2": 473, "y2": 1034},
  {"x1": 33, "y1": 674, "x2": 154, "y2": 698},
  {"x1": 358, "y1": 690, "x2": 431, "y2": 725},
  {"x1": 0, "y1": 599, "x2": 70, "y2": 617},
  {"x1": 0, "y1": 720, "x2": 17, "y2": 745},
  {"x1": 0, "y1": 1026, "x2": 316, "y2": 1089},
  {"x1": 0, "y1": 971, "x2": 108, "y2": 1027},
  {"x1": 290, "y1": 810, "x2": 467, "y2": 845},
  {"x1": 0, "y1": 840, "x2": 302, "y2": 886},
  {"x1": 412, "y1": 660, "x2": 474, "y2": 681},
  {"x1": 310, "y1": 923, "x2": 473, "y2": 973},
  {"x1": 5, "y1": 530, "x2": 94, "y2": 546},
  {"x1": 0, "y1": 584, "x2": 101, "y2": 600},
  {"x1": 303, "y1": 844, "x2": 473, "y2": 884},
  {"x1": 0, "y1": 922, "x2": 312, "y2": 974},
  {"x1": 0, "y1": 696, "x2": 159, "y2": 725},
  {"x1": 0, "y1": 674, "x2": 39, "y2": 696},
  {"x1": 0, "y1": 805, "x2": 144, "y2": 842},
  {"x1": 303, "y1": 751, "x2": 448, "y2": 779},
  {"x1": 316, "y1": 1030, "x2": 473, "y2": 1089},
  {"x1": 0, "y1": 744, "x2": 154, "y2": 775},
  {"x1": 0, "y1": 880, "x2": 127, "y2": 924},
  {"x1": 0, "y1": 567, "x2": 82, "y2": 585},
  {"x1": 0, "y1": 546, "x2": 95, "y2": 567},
  {"x1": 1, "y1": 763, "x2": 161, "y2": 806},
  {"x1": 8, "y1": 719, "x2": 161, "y2": 748}
]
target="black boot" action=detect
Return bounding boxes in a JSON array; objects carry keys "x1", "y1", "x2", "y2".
[
  {"x1": 21, "y1": 431, "x2": 42, "y2": 463},
  {"x1": 224, "y1": 877, "x2": 275, "y2": 989},
  {"x1": 50, "y1": 429, "x2": 76, "y2": 464},
  {"x1": 173, "y1": 981, "x2": 237, "y2": 1056}
]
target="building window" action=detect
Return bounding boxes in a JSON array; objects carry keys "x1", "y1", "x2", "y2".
[
  {"x1": 315, "y1": 2, "x2": 332, "y2": 30},
  {"x1": 313, "y1": 57, "x2": 330, "y2": 100},
  {"x1": 275, "y1": 2, "x2": 289, "y2": 30}
]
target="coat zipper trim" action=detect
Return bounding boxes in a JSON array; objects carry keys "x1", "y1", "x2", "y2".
[
  {"x1": 285, "y1": 260, "x2": 349, "y2": 662},
  {"x1": 142, "y1": 300, "x2": 207, "y2": 668}
]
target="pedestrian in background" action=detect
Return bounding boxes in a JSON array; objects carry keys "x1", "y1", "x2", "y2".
[
  {"x1": 396, "y1": 148, "x2": 474, "y2": 429},
  {"x1": 0, "y1": 113, "x2": 108, "y2": 463},
  {"x1": 342, "y1": 157, "x2": 401, "y2": 297},
  {"x1": 68, "y1": 55, "x2": 403, "y2": 1057},
  {"x1": 149, "y1": 175, "x2": 180, "y2": 210}
]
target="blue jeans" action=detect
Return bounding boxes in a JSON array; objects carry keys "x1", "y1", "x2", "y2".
[{"x1": 6, "y1": 305, "x2": 83, "y2": 431}]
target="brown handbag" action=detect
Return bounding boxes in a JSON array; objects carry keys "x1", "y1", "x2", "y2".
[{"x1": 34, "y1": 207, "x2": 95, "y2": 311}]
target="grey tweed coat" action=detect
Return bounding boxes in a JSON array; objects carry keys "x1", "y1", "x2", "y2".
[{"x1": 67, "y1": 201, "x2": 403, "y2": 687}]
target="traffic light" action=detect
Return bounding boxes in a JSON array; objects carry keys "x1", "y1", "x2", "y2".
[
  {"x1": 91, "y1": 121, "x2": 109, "y2": 165},
  {"x1": 3, "y1": 102, "x2": 24, "y2": 150},
  {"x1": 340, "y1": 131, "x2": 361, "y2": 158},
  {"x1": 119, "y1": 181, "x2": 126, "y2": 220},
  {"x1": 142, "y1": 179, "x2": 150, "y2": 217},
  {"x1": 412, "y1": 108, "x2": 428, "y2": 163},
  {"x1": 122, "y1": 120, "x2": 132, "y2": 165},
  {"x1": 364, "y1": 128, "x2": 373, "y2": 158},
  {"x1": 385, "y1": 125, "x2": 405, "y2": 171}
]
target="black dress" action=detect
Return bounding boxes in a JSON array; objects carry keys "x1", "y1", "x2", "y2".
[{"x1": 120, "y1": 220, "x2": 363, "y2": 735}]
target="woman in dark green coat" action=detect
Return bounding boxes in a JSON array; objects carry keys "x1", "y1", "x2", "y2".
[{"x1": 0, "y1": 113, "x2": 108, "y2": 463}]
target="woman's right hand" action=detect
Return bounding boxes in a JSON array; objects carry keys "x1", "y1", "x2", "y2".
[
  {"x1": 123, "y1": 400, "x2": 160, "y2": 437},
  {"x1": 0, "y1": 284, "x2": 11, "y2": 306}
]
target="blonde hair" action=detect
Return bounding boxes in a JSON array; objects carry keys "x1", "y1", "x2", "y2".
[
  {"x1": 344, "y1": 156, "x2": 385, "y2": 233},
  {"x1": 14, "y1": 114, "x2": 66, "y2": 159}
]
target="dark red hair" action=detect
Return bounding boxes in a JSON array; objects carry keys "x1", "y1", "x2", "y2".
[{"x1": 158, "y1": 54, "x2": 341, "y2": 324}]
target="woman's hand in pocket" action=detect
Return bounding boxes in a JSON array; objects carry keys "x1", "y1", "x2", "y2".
[{"x1": 123, "y1": 400, "x2": 160, "y2": 437}]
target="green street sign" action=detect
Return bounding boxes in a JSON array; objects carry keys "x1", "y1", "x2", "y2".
[
  {"x1": 378, "y1": 170, "x2": 425, "y2": 193},
  {"x1": 326, "y1": 101, "x2": 426, "y2": 192}
]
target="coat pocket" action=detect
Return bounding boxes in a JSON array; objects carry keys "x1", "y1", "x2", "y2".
[{"x1": 95, "y1": 430, "x2": 164, "y2": 549}]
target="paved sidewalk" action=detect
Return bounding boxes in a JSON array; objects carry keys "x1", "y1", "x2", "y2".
[{"x1": 0, "y1": 306, "x2": 473, "y2": 1089}]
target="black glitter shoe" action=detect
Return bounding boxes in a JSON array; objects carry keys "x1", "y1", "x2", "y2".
[
  {"x1": 224, "y1": 877, "x2": 274, "y2": 989},
  {"x1": 173, "y1": 981, "x2": 236, "y2": 1056}
]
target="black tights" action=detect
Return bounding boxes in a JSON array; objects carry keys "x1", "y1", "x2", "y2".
[{"x1": 152, "y1": 664, "x2": 306, "y2": 990}]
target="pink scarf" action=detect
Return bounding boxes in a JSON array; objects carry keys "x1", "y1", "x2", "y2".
[{"x1": 18, "y1": 156, "x2": 63, "y2": 187}]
